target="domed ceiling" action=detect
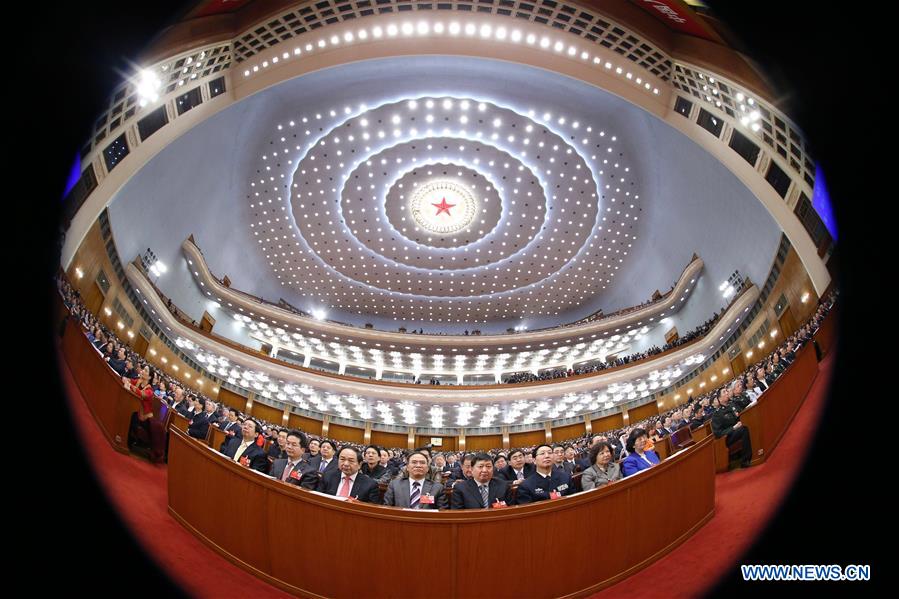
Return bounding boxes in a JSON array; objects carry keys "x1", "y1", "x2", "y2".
[{"x1": 108, "y1": 55, "x2": 781, "y2": 332}]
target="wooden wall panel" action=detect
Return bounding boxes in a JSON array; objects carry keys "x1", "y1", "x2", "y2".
[
  {"x1": 591, "y1": 413, "x2": 624, "y2": 435},
  {"x1": 627, "y1": 402, "x2": 658, "y2": 425},
  {"x1": 288, "y1": 414, "x2": 322, "y2": 436},
  {"x1": 415, "y1": 435, "x2": 457, "y2": 452},
  {"x1": 250, "y1": 403, "x2": 283, "y2": 427},
  {"x1": 217, "y1": 388, "x2": 246, "y2": 411},
  {"x1": 509, "y1": 429, "x2": 546, "y2": 448},
  {"x1": 465, "y1": 434, "x2": 503, "y2": 451},
  {"x1": 551, "y1": 422, "x2": 586, "y2": 443},
  {"x1": 328, "y1": 423, "x2": 365, "y2": 444},
  {"x1": 371, "y1": 430, "x2": 409, "y2": 450}
]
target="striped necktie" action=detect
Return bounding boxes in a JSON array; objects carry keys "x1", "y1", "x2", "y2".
[
  {"x1": 410, "y1": 480, "x2": 421, "y2": 509},
  {"x1": 281, "y1": 462, "x2": 294, "y2": 482},
  {"x1": 479, "y1": 484, "x2": 489, "y2": 508}
]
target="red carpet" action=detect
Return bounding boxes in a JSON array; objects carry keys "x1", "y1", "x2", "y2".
[
  {"x1": 592, "y1": 349, "x2": 834, "y2": 598},
  {"x1": 58, "y1": 349, "x2": 295, "y2": 599},
  {"x1": 60, "y1": 345, "x2": 833, "y2": 598}
]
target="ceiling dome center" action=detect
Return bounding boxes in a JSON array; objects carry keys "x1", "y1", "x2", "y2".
[{"x1": 409, "y1": 179, "x2": 477, "y2": 236}]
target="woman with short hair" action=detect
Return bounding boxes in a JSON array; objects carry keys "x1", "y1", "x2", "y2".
[
  {"x1": 581, "y1": 441, "x2": 621, "y2": 490},
  {"x1": 620, "y1": 428, "x2": 660, "y2": 477}
]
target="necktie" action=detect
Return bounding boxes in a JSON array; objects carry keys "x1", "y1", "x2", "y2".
[
  {"x1": 410, "y1": 480, "x2": 421, "y2": 509},
  {"x1": 281, "y1": 462, "x2": 294, "y2": 482},
  {"x1": 479, "y1": 484, "x2": 488, "y2": 508},
  {"x1": 338, "y1": 475, "x2": 352, "y2": 497},
  {"x1": 319, "y1": 459, "x2": 327, "y2": 473},
  {"x1": 516, "y1": 470, "x2": 524, "y2": 481},
  {"x1": 234, "y1": 442, "x2": 249, "y2": 462}
]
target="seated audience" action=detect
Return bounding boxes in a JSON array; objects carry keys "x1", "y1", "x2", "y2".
[
  {"x1": 384, "y1": 451, "x2": 448, "y2": 509},
  {"x1": 222, "y1": 419, "x2": 269, "y2": 472},
  {"x1": 361, "y1": 445, "x2": 389, "y2": 481},
  {"x1": 268, "y1": 429, "x2": 289, "y2": 465},
  {"x1": 318, "y1": 446, "x2": 380, "y2": 503},
  {"x1": 449, "y1": 453, "x2": 474, "y2": 484},
  {"x1": 271, "y1": 430, "x2": 310, "y2": 485},
  {"x1": 380, "y1": 448, "x2": 400, "y2": 480},
  {"x1": 497, "y1": 449, "x2": 535, "y2": 482},
  {"x1": 308, "y1": 439, "x2": 339, "y2": 475},
  {"x1": 451, "y1": 453, "x2": 513, "y2": 509},
  {"x1": 580, "y1": 441, "x2": 621, "y2": 491},
  {"x1": 306, "y1": 438, "x2": 321, "y2": 459},
  {"x1": 516, "y1": 444, "x2": 573, "y2": 504},
  {"x1": 621, "y1": 428, "x2": 660, "y2": 477},
  {"x1": 711, "y1": 389, "x2": 753, "y2": 468},
  {"x1": 187, "y1": 399, "x2": 216, "y2": 440}
]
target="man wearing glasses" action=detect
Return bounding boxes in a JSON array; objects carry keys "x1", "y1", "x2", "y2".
[{"x1": 271, "y1": 430, "x2": 311, "y2": 486}]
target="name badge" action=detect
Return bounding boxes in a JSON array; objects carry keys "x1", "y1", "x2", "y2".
[
  {"x1": 550, "y1": 490, "x2": 562, "y2": 500},
  {"x1": 239, "y1": 456, "x2": 250, "y2": 467},
  {"x1": 419, "y1": 494, "x2": 435, "y2": 504},
  {"x1": 492, "y1": 500, "x2": 508, "y2": 509},
  {"x1": 289, "y1": 470, "x2": 302, "y2": 480}
]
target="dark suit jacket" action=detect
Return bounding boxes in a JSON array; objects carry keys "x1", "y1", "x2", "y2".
[
  {"x1": 450, "y1": 478, "x2": 513, "y2": 509},
  {"x1": 496, "y1": 463, "x2": 535, "y2": 482},
  {"x1": 218, "y1": 421, "x2": 241, "y2": 446},
  {"x1": 187, "y1": 412, "x2": 213, "y2": 440},
  {"x1": 222, "y1": 436, "x2": 269, "y2": 472},
  {"x1": 447, "y1": 464, "x2": 466, "y2": 482},
  {"x1": 307, "y1": 455, "x2": 339, "y2": 475},
  {"x1": 318, "y1": 470, "x2": 380, "y2": 503},
  {"x1": 271, "y1": 457, "x2": 311, "y2": 486},
  {"x1": 361, "y1": 463, "x2": 389, "y2": 482},
  {"x1": 516, "y1": 470, "x2": 573, "y2": 504},
  {"x1": 268, "y1": 442, "x2": 287, "y2": 463},
  {"x1": 172, "y1": 401, "x2": 191, "y2": 417},
  {"x1": 711, "y1": 405, "x2": 742, "y2": 439},
  {"x1": 383, "y1": 477, "x2": 447, "y2": 509}
]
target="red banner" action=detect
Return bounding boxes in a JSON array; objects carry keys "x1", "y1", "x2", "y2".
[
  {"x1": 628, "y1": 0, "x2": 718, "y2": 42},
  {"x1": 190, "y1": 0, "x2": 253, "y2": 19}
]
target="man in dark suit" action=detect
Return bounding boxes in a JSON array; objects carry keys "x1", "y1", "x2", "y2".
[
  {"x1": 448, "y1": 453, "x2": 474, "y2": 484},
  {"x1": 711, "y1": 391, "x2": 752, "y2": 468},
  {"x1": 187, "y1": 399, "x2": 217, "y2": 440},
  {"x1": 318, "y1": 446, "x2": 380, "y2": 503},
  {"x1": 384, "y1": 451, "x2": 447, "y2": 509},
  {"x1": 222, "y1": 419, "x2": 269, "y2": 472},
  {"x1": 380, "y1": 448, "x2": 400, "y2": 480},
  {"x1": 451, "y1": 453, "x2": 513, "y2": 509},
  {"x1": 516, "y1": 444, "x2": 574, "y2": 504},
  {"x1": 307, "y1": 439, "x2": 339, "y2": 475},
  {"x1": 217, "y1": 409, "x2": 242, "y2": 451},
  {"x1": 267, "y1": 429, "x2": 288, "y2": 472},
  {"x1": 497, "y1": 449, "x2": 536, "y2": 482},
  {"x1": 562, "y1": 445, "x2": 578, "y2": 473},
  {"x1": 271, "y1": 430, "x2": 310, "y2": 486},
  {"x1": 305, "y1": 438, "x2": 321, "y2": 460},
  {"x1": 170, "y1": 387, "x2": 191, "y2": 417}
]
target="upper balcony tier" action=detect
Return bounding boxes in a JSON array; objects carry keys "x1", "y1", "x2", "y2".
[{"x1": 182, "y1": 236, "x2": 704, "y2": 354}]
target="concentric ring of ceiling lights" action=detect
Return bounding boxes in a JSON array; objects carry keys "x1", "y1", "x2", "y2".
[{"x1": 252, "y1": 92, "x2": 642, "y2": 325}]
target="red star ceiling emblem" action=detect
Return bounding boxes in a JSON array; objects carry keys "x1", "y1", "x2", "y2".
[{"x1": 432, "y1": 197, "x2": 456, "y2": 217}]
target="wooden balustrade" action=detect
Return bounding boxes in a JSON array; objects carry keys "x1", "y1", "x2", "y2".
[
  {"x1": 713, "y1": 340, "x2": 819, "y2": 472},
  {"x1": 168, "y1": 426, "x2": 716, "y2": 598}
]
